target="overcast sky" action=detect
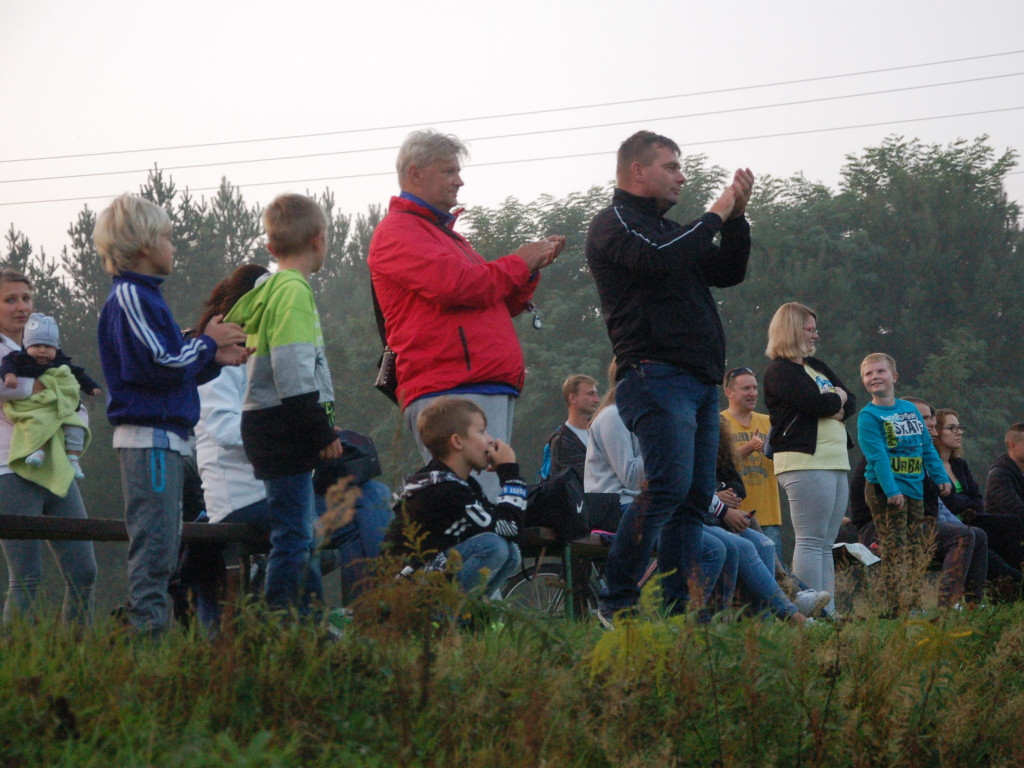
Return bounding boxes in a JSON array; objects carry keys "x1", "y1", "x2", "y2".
[{"x1": 2, "y1": 0, "x2": 1022, "y2": 258}]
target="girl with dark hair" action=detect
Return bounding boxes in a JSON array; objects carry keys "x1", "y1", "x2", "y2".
[{"x1": 194, "y1": 264, "x2": 270, "y2": 528}]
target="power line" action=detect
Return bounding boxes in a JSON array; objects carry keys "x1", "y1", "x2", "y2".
[
  {"x1": 3, "y1": 49, "x2": 1023, "y2": 165},
  {"x1": 2, "y1": 105, "x2": 1021, "y2": 208},
  {"x1": 5, "y1": 70, "x2": 1022, "y2": 187}
]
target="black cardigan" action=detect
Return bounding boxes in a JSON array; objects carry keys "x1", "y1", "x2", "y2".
[
  {"x1": 763, "y1": 355, "x2": 856, "y2": 455},
  {"x1": 943, "y1": 455, "x2": 985, "y2": 519}
]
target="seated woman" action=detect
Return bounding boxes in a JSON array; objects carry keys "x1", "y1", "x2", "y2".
[
  {"x1": 705, "y1": 418, "x2": 829, "y2": 619},
  {"x1": 933, "y1": 408, "x2": 1024, "y2": 577},
  {"x1": 585, "y1": 362, "x2": 817, "y2": 623}
]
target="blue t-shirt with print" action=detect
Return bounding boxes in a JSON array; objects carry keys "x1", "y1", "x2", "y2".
[{"x1": 858, "y1": 399, "x2": 949, "y2": 500}]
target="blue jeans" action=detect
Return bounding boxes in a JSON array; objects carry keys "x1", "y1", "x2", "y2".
[
  {"x1": 601, "y1": 363, "x2": 719, "y2": 614},
  {"x1": 760, "y1": 524, "x2": 782, "y2": 554},
  {"x1": 316, "y1": 480, "x2": 393, "y2": 600},
  {"x1": 703, "y1": 525, "x2": 796, "y2": 618},
  {"x1": 699, "y1": 526, "x2": 727, "y2": 603},
  {"x1": 192, "y1": 498, "x2": 271, "y2": 631},
  {"x1": 451, "y1": 533, "x2": 521, "y2": 594},
  {"x1": 223, "y1": 498, "x2": 272, "y2": 530},
  {"x1": 620, "y1": 501, "x2": 725, "y2": 603},
  {"x1": 264, "y1": 472, "x2": 322, "y2": 612},
  {"x1": 0, "y1": 473, "x2": 97, "y2": 625}
]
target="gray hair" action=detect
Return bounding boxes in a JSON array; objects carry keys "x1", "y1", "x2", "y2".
[{"x1": 396, "y1": 130, "x2": 468, "y2": 183}]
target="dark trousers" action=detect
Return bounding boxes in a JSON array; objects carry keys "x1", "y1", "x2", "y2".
[{"x1": 865, "y1": 483, "x2": 926, "y2": 614}]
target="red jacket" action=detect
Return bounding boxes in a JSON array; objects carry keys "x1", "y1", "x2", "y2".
[{"x1": 368, "y1": 196, "x2": 539, "y2": 408}]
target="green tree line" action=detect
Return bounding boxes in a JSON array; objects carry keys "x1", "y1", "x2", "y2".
[{"x1": 2, "y1": 135, "x2": 1021, "y2": 609}]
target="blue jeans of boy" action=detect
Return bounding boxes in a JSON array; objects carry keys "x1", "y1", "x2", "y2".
[
  {"x1": 264, "y1": 472, "x2": 322, "y2": 612},
  {"x1": 451, "y1": 532, "x2": 521, "y2": 595},
  {"x1": 601, "y1": 363, "x2": 719, "y2": 615}
]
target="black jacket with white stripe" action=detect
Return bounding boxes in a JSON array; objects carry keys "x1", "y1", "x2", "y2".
[
  {"x1": 386, "y1": 458, "x2": 527, "y2": 568},
  {"x1": 586, "y1": 188, "x2": 751, "y2": 385}
]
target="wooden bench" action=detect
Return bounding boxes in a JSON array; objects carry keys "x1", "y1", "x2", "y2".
[
  {"x1": 517, "y1": 526, "x2": 612, "y2": 619},
  {"x1": 0, "y1": 514, "x2": 271, "y2": 590}
]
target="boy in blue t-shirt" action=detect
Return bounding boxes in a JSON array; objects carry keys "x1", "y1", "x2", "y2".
[{"x1": 858, "y1": 353, "x2": 951, "y2": 616}]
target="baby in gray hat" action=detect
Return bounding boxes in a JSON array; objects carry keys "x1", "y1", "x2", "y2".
[{"x1": 1, "y1": 313, "x2": 102, "y2": 478}]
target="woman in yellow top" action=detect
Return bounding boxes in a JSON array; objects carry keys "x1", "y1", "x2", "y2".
[{"x1": 763, "y1": 303, "x2": 857, "y2": 618}]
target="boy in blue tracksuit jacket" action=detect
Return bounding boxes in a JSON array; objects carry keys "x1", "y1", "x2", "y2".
[
  {"x1": 95, "y1": 194, "x2": 248, "y2": 636},
  {"x1": 858, "y1": 353, "x2": 951, "y2": 617}
]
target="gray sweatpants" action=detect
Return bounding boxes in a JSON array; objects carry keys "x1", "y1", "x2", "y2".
[
  {"x1": 119, "y1": 448, "x2": 183, "y2": 635},
  {"x1": 777, "y1": 469, "x2": 848, "y2": 615},
  {"x1": 404, "y1": 393, "x2": 516, "y2": 501}
]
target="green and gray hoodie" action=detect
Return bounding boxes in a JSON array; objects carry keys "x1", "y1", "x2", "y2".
[{"x1": 225, "y1": 269, "x2": 335, "y2": 479}]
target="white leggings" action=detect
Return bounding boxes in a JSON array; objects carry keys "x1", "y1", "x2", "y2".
[{"x1": 777, "y1": 469, "x2": 848, "y2": 614}]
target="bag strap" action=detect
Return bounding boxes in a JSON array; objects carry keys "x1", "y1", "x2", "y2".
[{"x1": 370, "y1": 282, "x2": 389, "y2": 347}]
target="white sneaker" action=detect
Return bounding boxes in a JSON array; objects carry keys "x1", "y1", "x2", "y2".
[{"x1": 795, "y1": 589, "x2": 831, "y2": 617}]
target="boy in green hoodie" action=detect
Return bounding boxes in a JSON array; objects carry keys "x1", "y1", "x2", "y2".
[{"x1": 226, "y1": 194, "x2": 341, "y2": 611}]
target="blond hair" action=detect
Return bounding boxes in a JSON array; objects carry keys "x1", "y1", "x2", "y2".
[
  {"x1": 263, "y1": 194, "x2": 328, "y2": 258},
  {"x1": 860, "y1": 352, "x2": 898, "y2": 376},
  {"x1": 562, "y1": 374, "x2": 597, "y2": 407},
  {"x1": 417, "y1": 397, "x2": 486, "y2": 461},
  {"x1": 94, "y1": 194, "x2": 172, "y2": 276},
  {"x1": 396, "y1": 130, "x2": 469, "y2": 185},
  {"x1": 766, "y1": 302, "x2": 816, "y2": 360}
]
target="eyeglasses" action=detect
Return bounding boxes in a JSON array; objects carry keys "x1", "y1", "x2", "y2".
[
  {"x1": 943, "y1": 424, "x2": 967, "y2": 434},
  {"x1": 803, "y1": 326, "x2": 819, "y2": 334},
  {"x1": 724, "y1": 367, "x2": 755, "y2": 387}
]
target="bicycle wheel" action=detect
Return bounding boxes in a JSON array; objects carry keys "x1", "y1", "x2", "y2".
[{"x1": 502, "y1": 563, "x2": 570, "y2": 616}]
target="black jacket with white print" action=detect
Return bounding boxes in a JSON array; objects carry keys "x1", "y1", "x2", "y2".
[{"x1": 386, "y1": 458, "x2": 527, "y2": 570}]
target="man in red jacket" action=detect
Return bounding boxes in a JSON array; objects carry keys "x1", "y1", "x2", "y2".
[{"x1": 368, "y1": 129, "x2": 565, "y2": 499}]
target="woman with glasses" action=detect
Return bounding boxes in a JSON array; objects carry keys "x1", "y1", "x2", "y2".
[
  {"x1": 931, "y1": 410, "x2": 981, "y2": 518},
  {"x1": 763, "y1": 302, "x2": 857, "y2": 618}
]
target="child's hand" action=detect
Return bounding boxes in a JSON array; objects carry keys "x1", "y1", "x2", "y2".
[
  {"x1": 319, "y1": 438, "x2": 343, "y2": 460},
  {"x1": 486, "y1": 439, "x2": 516, "y2": 470},
  {"x1": 215, "y1": 345, "x2": 252, "y2": 367},
  {"x1": 205, "y1": 315, "x2": 248, "y2": 348},
  {"x1": 887, "y1": 493, "x2": 906, "y2": 509},
  {"x1": 937, "y1": 483, "x2": 952, "y2": 497},
  {"x1": 3, "y1": 373, "x2": 16, "y2": 388}
]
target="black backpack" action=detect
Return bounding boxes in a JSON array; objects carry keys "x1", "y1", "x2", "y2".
[{"x1": 525, "y1": 467, "x2": 590, "y2": 541}]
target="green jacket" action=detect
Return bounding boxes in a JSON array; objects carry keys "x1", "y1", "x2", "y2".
[
  {"x1": 225, "y1": 269, "x2": 335, "y2": 479},
  {"x1": 4, "y1": 367, "x2": 89, "y2": 497}
]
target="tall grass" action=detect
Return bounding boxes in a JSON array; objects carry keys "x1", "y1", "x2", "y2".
[{"x1": 2, "y1": 569, "x2": 1024, "y2": 767}]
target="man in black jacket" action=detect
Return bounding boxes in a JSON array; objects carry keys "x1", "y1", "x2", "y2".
[
  {"x1": 985, "y1": 423, "x2": 1024, "y2": 522},
  {"x1": 586, "y1": 130, "x2": 753, "y2": 621},
  {"x1": 547, "y1": 373, "x2": 600, "y2": 477}
]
